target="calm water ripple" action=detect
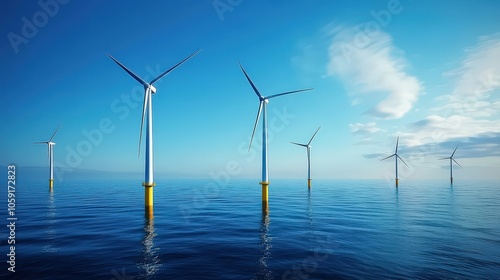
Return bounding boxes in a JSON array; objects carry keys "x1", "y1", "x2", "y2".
[{"x1": 1, "y1": 178, "x2": 499, "y2": 279}]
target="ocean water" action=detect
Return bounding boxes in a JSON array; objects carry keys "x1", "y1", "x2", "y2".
[{"x1": 2, "y1": 177, "x2": 500, "y2": 279}]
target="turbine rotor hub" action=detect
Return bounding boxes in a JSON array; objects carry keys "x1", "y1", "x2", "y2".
[{"x1": 147, "y1": 84, "x2": 157, "y2": 94}]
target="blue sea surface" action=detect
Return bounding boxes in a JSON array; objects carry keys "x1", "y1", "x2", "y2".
[{"x1": 1, "y1": 177, "x2": 500, "y2": 279}]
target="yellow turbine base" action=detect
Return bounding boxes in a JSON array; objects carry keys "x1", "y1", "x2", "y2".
[
  {"x1": 142, "y1": 182, "x2": 155, "y2": 218},
  {"x1": 262, "y1": 200, "x2": 269, "y2": 214},
  {"x1": 260, "y1": 181, "x2": 269, "y2": 202},
  {"x1": 308, "y1": 179, "x2": 311, "y2": 188},
  {"x1": 145, "y1": 205, "x2": 153, "y2": 219},
  {"x1": 49, "y1": 179, "x2": 54, "y2": 191},
  {"x1": 143, "y1": 184, "x2": 154, "y2": 207},
  {"x1": 395, "y1": 178, "x2": 399, "y2": 187}
]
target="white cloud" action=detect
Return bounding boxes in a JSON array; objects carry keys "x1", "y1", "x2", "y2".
[
  {"x1": 400, "y1": 33, "x2": 500, "y2": 155},
  {"x1": 431, "y1": 33, "x2": 500, "y2": 120},
  {"x1": 403, "y1": 114, "x2": 500, "y2": 147},
  {"x1": 446, "y1": 33, "x2": 500, "y2": 99},
  {"x1": 349, "y1": 122, "x2": 383, "y2": 135},
  {"x1": 326, "y1": 26, "x2": 422, "y2": 119},
  {"x1": 351, "y1": 98, "x2": 361, "y2": 106},
  {"x1": 355, "y1": 33, "x2": 500, "y2": 164},
  {"x1": 430, "y1": 95, "x2": 498, "y2": 118},
  {"x1": 349, "y1": 122, "x2": 386, "y2": 146}
]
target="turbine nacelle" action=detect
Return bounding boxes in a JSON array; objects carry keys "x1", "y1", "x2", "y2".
[
  {"x1": 146, "y1": 84, "x2": 157, "y2": 94},
  {"x1": 34, "y1": 125, "x2": 62, "y2": 146},
  {"x1": 108, "y1": 50, "x2": 201, "y2": 157},
  {"x1": 34, "y1": 124, "x2": 62, "y2": 185},
  {"x1": 291, "y1": 142, "x2": 309, "y2": 148},
  {"x1": 381, "y1": 136, "x2": 409, "y2": 168},
  {"x1": 291, "y1": 127, "x2": 321, "y2": 149},
  {"x1": 440, "y1": 145, "x2": 462, "y2": 169},
  {"x1": 239, "y1": 62, "x2": 313, "y2": 151},
  {"x1": 291, "y1": 127, "x2": 321, "y2": 185}
]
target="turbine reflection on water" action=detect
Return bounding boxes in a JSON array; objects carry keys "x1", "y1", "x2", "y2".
[
  {"x1": 307, "y1": 188, "x2": 315, "y2": 243},
  {"x1": 254, "y1": 206, "x2": 272, "y2": 280},
  {"x1": 137, "y1": 217, "x2": 162, "y2": 279},
  {"x1": 43, "y1": 192, "x2": 58, "y2": 253}
]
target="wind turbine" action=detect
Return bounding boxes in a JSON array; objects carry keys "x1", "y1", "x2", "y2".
[
  {"x1": 381, "y1": 136, "x2": 409, "y2": 187},
  {"x1": 34, "y1": 124, "x2": 62, "y2": 191},
  {"x1": 239, "y1": 62, "x2": 313, "y2": 204},
  {"x1": 290, "y1": 126, "x2": 321, "y2": 188},
  {"x1": 439, "y1": 144, "x2": 462, "y2": 184},
  {"x1": 108, "y1": 49, "x2": 200, "y2": 216}
]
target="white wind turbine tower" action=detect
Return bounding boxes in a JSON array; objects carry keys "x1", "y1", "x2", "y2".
[
  {"x1": 439, "y1": 144, "x2": 462, "y2": 184},
  {"x1": 239, "y1": 62, "x2": 313, "y2": 205},
  {"x1": 34, "y1": 124, "x2": 62, "y2": 190},
  {"x1": 290, "y1": 126, "x2": 321, "y2": 188},
  {"x1": 108, "y1": 50, "x2": 200, "y2": 216},
  {"x1": 381, "y1": 136, "x2": 409, "y2": 187}
]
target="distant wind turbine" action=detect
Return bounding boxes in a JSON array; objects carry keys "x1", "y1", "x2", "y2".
[
  {"x1": 439, "y1": 145, "x2": 462, "y2": 184},
  {"x1": 34, "y1": 124, "x2": 62, "y2": 191},
  {"x1": 291, "y1": 126, "x2": 321, "y2": 188},
  {"x1": 239, "y1": 62, "x2": 313, "y2": 204},
  {"x1": 108, "y1": 50, "x2": 200, "y2": 216},
  {"x1": 381, "y1": 136, "x2": 409, "y2": 187}
]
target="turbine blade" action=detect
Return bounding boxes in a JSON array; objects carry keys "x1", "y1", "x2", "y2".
[
  {"x1": 381, "y1": 154, "x2": 395, "y2": 161},
  {"x1": 33, "y1": 142, "x2": 48, "y2": 144},
  {"x1": 397, "y1": 155, "x2": 410, "y2": 168},
  {"x1": 138, "y1": 89, "x2": 149, "y2": 157},
  {"x1": 453, "y1": 158, "x2": 463, "y2": 169},
  {"x1": 150, "y1": 49, "x2": 201, "y2": 85},
  {"x1": 108, "y1": 54, "x2": 148, "y2": 87},
  {"x1": 290, "y1": 142, "x2": 308, "y2": 147},
  {"x1": 267, "y1": 88, "x2": 313, "y2": 100},
  {"x1": 395, "y1": 136, "x2": 399, "y2": 154},
  {"x1": 239, "y1": 62, "x2": 265, "y2": 100},
  {"x1": 439, "y1": 157, "x2": 450, "y2": 160},
  {"x1": 307, "y1": 126, "x2": 321, "y2": 146},
  {"x1": 249, "y1": 101, "x2": 263, "y2": 151},
  {"x1": 451, "y1": 144, "x2": 459, "y2": 158},
  {"x1": 49, "y1": 124, "x2": 62, "y2": 142}
]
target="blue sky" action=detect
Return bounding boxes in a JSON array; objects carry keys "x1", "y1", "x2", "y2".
[{"x1": 1, "y1": 0, "x2": 499, "y2": 181}]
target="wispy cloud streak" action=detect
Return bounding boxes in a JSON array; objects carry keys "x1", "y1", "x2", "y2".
[{"x1": 326, "y1": 26, "x2": 422, "y2": 119}]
